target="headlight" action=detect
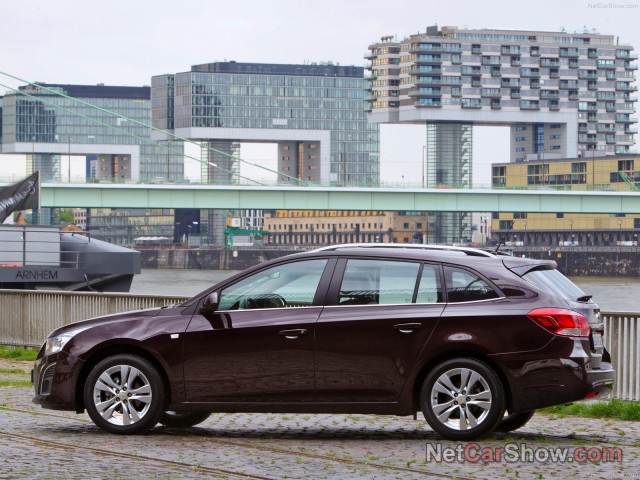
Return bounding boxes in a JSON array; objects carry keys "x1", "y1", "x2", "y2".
[
  {"x1": 44, "y1": 334, "x2": 74, "y2": 355},
  {"x1": 44, "y1": 326, "x2": 90, "y2": 355}
]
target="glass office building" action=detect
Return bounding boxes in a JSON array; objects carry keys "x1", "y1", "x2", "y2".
[
  {"x1": 152, "y1": 61, "x2": 380, "y2": 185},
  {"x1": 1, "y1": 83, "x2": 184, "y2": 182}
]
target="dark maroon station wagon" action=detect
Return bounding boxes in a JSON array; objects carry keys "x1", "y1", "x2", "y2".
[{"x1": 32, "y1": 244, "x2": 614, "y2": 440}]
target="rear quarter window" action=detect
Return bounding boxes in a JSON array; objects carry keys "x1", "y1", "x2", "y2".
[{"x1": 522, "y1": 268, "x2": 586, "y2": 301}]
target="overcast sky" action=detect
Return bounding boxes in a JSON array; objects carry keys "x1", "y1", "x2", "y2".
[{"x1": 1, "y1": 0, "x2": 639, "y2": 185}]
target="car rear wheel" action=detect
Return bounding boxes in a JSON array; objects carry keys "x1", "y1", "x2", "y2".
[
  {"x1": 159, "y1": 411, "x2": 211, "y2": 428},
  {"x1": 421, "y1": 358, "x2": 505, "y2": 440},
  {"x1": 495, "y1": 410, "x2": 535, "y2": 432},
  {"x1": 83, "y1": 354, "x2": 166, "y2": 434}
]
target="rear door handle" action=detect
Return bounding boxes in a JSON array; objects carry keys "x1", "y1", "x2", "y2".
[
  {"x1": 394, "y1": 323, "x2": 422, "y2": 333},
  {"x1": 279, "y1": 328, "x2": 308, "y2": 339}
]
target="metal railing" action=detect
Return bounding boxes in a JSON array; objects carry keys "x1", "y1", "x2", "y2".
[
  {"x1": 603, "y1": 312, "x2": 640, "y2": 401},
  {"x1": 0, "y1": 290, "x2": 189, "y2": 348},
  {"x1": 1, "y1": 289, "x2": 638, "y2": 401}
]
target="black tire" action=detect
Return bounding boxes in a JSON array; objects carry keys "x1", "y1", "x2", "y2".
[
  {"x1": 420, "y1": 358, "x2": 505, "y2": 440},
  {"x1": 159, "y1": 411, "x2": 211, "y2": 428},
  {"x1": 83, "y1": 354, "x2": 166, "y2": 434},
  {"x1": 495, "y1": 410, "x2": 535, "y2": 433}
]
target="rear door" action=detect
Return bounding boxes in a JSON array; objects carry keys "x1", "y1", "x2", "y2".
[{"x1": 315, "y1": 258, "x2": 444, "y2": 402}]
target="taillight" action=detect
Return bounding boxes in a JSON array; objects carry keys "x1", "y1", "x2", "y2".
[{"x1": 527, "y1": 308, "x2": 590, "y2": 337}]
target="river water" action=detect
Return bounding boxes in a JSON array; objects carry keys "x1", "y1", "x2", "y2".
[{"x1": 128, "y1": 269, "x2": 640, "y2": 312}]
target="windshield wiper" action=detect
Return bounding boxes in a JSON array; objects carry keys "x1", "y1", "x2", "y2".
[{"x1": 577, "y1": 294, "x2": 593, "y2": 302}]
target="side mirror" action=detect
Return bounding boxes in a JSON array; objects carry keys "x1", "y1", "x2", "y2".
[{"x1": 201, "y1": 292, "x2": 219, "y2": 314}]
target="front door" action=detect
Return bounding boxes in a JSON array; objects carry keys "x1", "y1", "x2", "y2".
[{"x1": 182, "y1": 258, "x2": 331, "y2": 403}]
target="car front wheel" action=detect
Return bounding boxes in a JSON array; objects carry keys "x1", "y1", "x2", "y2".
[
  {"x1": 83, "y1": 354, "x2": 166, "y2": 434},
  {"x1": 420, "y1": 358, "x2": 505, "y2": 440}
]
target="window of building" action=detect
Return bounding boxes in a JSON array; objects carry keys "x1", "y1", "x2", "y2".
[
  {"x1": 309, "y1": 144, "x2": 317, "y2": 149},
  {"x1": 283, "y1": 146, "x2": 289, "y2": 150},
  {"x1": 557, "y1": 213, "x2": 564, "y2": 218},
  {"x1": 550, "y1": 146, "x2": 561, "y2": 150},
  {"x1": 516, "y1": 147, "x2": 526, "y2": 152},
  {"x1": 550, "y1": 134, "x2": 561, "y2": 139},
  {"x1": 403, "y1": 222, "x2": 409, "y2": 228},
  {"x1": 282, "y1": 166, "x2": 289, "y2": 171},
  {"x1": 516, "y1": 136, "x2": 526, "y2": 141},
  {"x1": 516, "y1": 126, "x2": 527, "y2": 131}
]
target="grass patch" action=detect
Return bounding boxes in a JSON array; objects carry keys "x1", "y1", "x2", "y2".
[
  {"x1": 540, "y1": 399, "x2": 640, "y2": 421},
  {"x1": 0, "y1": 346, "x2": 38, "y2": 362},
  {"x1": 0, "y1": 368, "x2": 27, "y2": 375},
  {"x1": 0, "y1": 380, "x2": 32, "y2": 387}
]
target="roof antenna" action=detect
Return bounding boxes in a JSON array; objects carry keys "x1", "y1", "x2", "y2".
[{"x1": 495, "y1": 219, "x2": 515, "y2": 254}]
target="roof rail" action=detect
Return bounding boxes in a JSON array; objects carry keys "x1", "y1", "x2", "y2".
[{"x1": 310, "y1": 243, "x2": 496, "y2": 257}]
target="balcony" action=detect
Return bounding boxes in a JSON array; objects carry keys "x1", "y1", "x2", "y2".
[
  {"x1": 578, "y1": 71, "x2": 598, "y2": 80},
  {"x1": 520, "y1": 101, "x2": 540, "y2": 110},
  {"x1": 520, "y1": 68, "x2": 541, "y2": 78},
  {"x1": 364, "y1": 51, "x2": 376, "y2": 60},
  {"x1": 560, "y1": 49, "x2": 580, "y2": 58},
  {"x1": 597, "y1": 60, "x2": 616, "y2": 69},
  {"x1": 606, "y1": 104, "x2": 617, "y2": 113},
  {"x1": 510, "y1": 90, "x2": 522, "y2": 99},
  {"x1": 616, "y1": 50, "x2": 639, "y2": 60},
  {"x1": 625, "y1": 95, "x2": 638, "y2": 102},
  {"x1": 606, "y1": 72, "x2": 617, "y2": 81},
  {"x1": 569, "y1": 60, "x2": 579, "y2": 69},
  {"x1": 530, "y1": 81, "x2": 541, "y2": 89},
  {"x1": 588, "y1": 82, "x2": 598, "y2": 91},
  {"x1": 416, "y1": 55, "x2": 442, "y2": 64},
  {"x1": 481, "y1": 88, "x2": 501, "y2": 98},
  {"x1": 616, "y1": 82, "x2": 638, "y2": 92},
  {"x1": 578, "y1": 125, "x2": 589, "y2": 133},
  {"x1": 491, "y1": 68, "x2": 502, "y2": 77},
  {"x1": 625, "y1": 62, "x2": 638, "y2": 70},
  {"x1": 511, "y1": 58, "x2": 521, "y2": 67},
  {"x1": 569, "y1": 92, "x2": 580, "y2": 101},
  {"x1": 606, "y1": 137, "x2": 617, "y2": 144},
  {"x1": 482, "y1": 57, "x2": 502, "y2": 66},
  {"x1": 409, "y1": 67, "x2": 442, "y2": 75},
  {"x1": 625, "y1": 127, "x2": 638, "y2": 133},
  {"x1": 414, "y1": 100, "x2": 442, "y2": 108},
  {"x1": 541, "y1": 59, "x2": 560, "y2": 67},
  {"x1": 540, "y1": 91, "x2": 560, "y2": 100},
  {"x1": 579, "y1": 103, "x2": 598, "y2": 112},
  {"x1": 616, "y1": 115, "x2": 638, "y2": 123},
  {"x1": 502, "y1": 79, "x2": 521, "y2": 88},
  {"x1": 560, "y1": 81, "x2": 580, "y2": 89},
  {"x1": 491, "y1": 102, "x2": 502, "y2": 110},
  {"x1": 408, "y1": 88, "x2": 441, "y2": 97},
  {"x1": 530, "y1": 48, "x2": 541, "y2": 56},
  {"x1": 501, "y1": 46, "x2": 521, "y2": 55},
  {"x1": 364, "y1": 73, "x2": 377, "y2": 80},
  {"x1": 578, "y1": 135, "x2": 598, "y2": 143},
  {"x1": 471, "y1": 46, "x2": 482, "y2": 55},
  {"x1": 549, "y1": 72, "x2": 560, "y2": 79},
  {"x1": 549, "y1": 102, "x2": 560, "y2": 111},
  {"x1": 597, "y1": 125, "x2": 616, "y2": 133},
  {"x1": 461, "y1": 66, "x2": 482, "y2": 75},
  {"x1": 461, "y1": 99, "x2": 483, "y2": 109},
  {"x1": 471, "y1": 80, "x2": 483, "y2": 87},
  {"x1": 588, "y1": 50, "x2": 598, "y2": 59}
]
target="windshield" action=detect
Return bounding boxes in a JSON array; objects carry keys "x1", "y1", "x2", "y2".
[{"x1": 523, "y1": 268, "x2": 587, "y2": 301}]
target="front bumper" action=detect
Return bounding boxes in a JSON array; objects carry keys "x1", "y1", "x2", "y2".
[{"x1": 32, "y1": 351, "x2": 85, "y2": 411}]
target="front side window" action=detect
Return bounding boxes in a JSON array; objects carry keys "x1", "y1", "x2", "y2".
[
  {"x1": 444, "y1": 266, "x2": 500, "y2": 303},
  {"x1": 338, "y1": 259, "x2": 420, "y2": 305},
  {"x1": 218, "y1": 259, "x2": 328, "y2": 310}
]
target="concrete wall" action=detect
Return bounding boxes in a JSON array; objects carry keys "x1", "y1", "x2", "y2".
[{"x1": 140, "y1": 248, "x2": 302, "y2": 271}]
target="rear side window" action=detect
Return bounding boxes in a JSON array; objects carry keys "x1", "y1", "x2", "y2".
[
  {"x1": 444, "y1": 266, "x2": 500, "y2": 303},
  {"x1": 523, "y1": 268, "x2": 586, "y2": 301},
  {"x1": 416, "y1": 265, "x2": 443, "y2": 304},
  {"x1": 339, "y1": 259, "x2": 420, "y2": 305}
]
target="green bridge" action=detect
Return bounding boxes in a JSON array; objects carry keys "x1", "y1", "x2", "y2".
[{"x1": 40, "y1": 183, "x2": 640, "y2": 214}]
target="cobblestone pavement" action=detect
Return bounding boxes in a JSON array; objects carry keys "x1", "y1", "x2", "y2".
[{"x1": 1, "y1": 361, "x2": 639, "y2": 479}]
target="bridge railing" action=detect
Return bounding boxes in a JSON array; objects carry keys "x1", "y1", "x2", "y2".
[{"x1": 1, "y1": 289, "x2": 638, "y2": 401}]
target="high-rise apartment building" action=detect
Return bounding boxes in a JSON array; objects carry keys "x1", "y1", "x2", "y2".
[{"x1": 366, "y1": 26, "x2": 637, "y2": 243}]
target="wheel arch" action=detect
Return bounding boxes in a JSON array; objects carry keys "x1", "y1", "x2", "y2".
[
  {"x1": 411, "y1": 349, "x2": 513, "y2": 414},
  {"x1": 75, "y1": 344, "x2": 172, "y2": 413}
]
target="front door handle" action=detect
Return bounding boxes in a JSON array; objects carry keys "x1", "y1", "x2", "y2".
[
  {"x1": 279, "y1": 328, "x2": 308, "y2": 339},
  {"x1": 394, "y1": 323, "x2": 422, "y2": 333}
]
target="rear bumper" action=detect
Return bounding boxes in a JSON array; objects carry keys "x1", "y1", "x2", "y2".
[{"x1": 492, "y1": 338, "x2": 616, "y2": 412}]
